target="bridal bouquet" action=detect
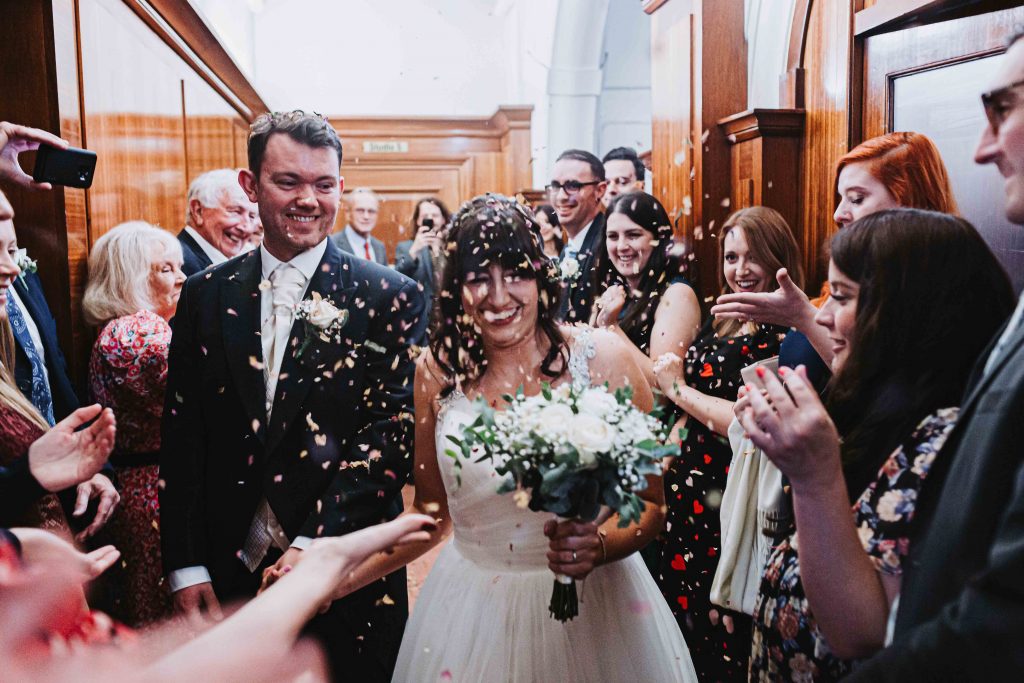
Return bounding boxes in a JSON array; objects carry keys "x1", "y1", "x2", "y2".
[{"x1": 446, "y1": 382, "x2": 677, "y2": 621}]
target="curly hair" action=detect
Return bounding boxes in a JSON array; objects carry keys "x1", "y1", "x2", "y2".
[{"x1": 429, "y1": 194, "x2": 566, "y2": 396}]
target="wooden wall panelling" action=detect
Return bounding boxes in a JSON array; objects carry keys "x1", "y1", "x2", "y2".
[
  {"x1": 719, "y1": 110, "x2": 806, "y2": 249},
  {"x1": 182, "y1": 70, "x2": 245, "y2": 187},
  {"x1": 796, "y1": 0, "x2": 854, "y2": 289},
  {"x1": 330, "y1": 107, "x2": 532, "y2": 260},
  {"x1": 650, "y1": 0, "x2": 747, "y2": 305},
  {"x1": 0, "y1": 0, "x2": 82, "y2": 379},
  {"x1": 650, "y1": 0, "x2": 696, "y2": 286}
]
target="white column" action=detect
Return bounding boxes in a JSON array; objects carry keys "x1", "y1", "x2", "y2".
[{"x1": 546, "y1": 0, "x2": 611, "y2": 177}]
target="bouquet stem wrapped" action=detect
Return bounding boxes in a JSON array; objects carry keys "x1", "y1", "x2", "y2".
[{"x1": 447, "y1": 382, "x2": 678, "y2": 623}]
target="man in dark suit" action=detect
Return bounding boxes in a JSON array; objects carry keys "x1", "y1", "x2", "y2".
[
  {"x1": 331, "y1": 187, "x2": 388, "y2": 265},
  {"x1": 177, "y1": 168, "x2": 259, "y2": 277},
  {"x1": 159, "y1": 111, "x2": 426, "y2": 682},
  {"x1": 847, "y1": 34, "x2": 1024, "y2": 681},
  {"x1": 550, "y1": 149, "x2": 608, "y2": 322},
  {"x1": 2, "y1": 187, "x2": 118, "y2": 540}
]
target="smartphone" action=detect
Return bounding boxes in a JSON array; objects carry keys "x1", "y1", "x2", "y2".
[
  {"x1": 421, "y1": 218, "x2": 435, "y2": 232},
  {"x1": 32, "y1": 144, "x2": 97, "y2": 189},
  {"x1": 740, "y1": 356, "x2": 780, "y2": 391}
]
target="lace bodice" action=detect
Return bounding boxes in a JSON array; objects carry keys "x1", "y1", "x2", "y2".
[{"x1": 434, "y1": 327, "x2": 596, "y2": 571}]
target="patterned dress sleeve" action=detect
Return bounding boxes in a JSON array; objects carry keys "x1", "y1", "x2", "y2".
[{"x1": 852, "y1": 407, "x2": 959, "y2": 576}]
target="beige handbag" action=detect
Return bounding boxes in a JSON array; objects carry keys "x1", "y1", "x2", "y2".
[{"x1": 709, "y1": 416, "x2": 791, "y2": 615}]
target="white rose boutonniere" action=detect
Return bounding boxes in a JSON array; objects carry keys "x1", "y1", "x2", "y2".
[
  {"x1": 559, "y1": 256, "x2": 581, "y2": 282},
  {"x1": 14, "y1": 248, "x2": 37, "y2": 286},
  {"x1": 294, "y1": 291, "x2": 349, "y2": 358}
]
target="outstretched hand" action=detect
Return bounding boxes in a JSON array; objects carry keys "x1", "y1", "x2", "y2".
[
  {"x1": 711, "y1": 268, "x2": 812, "y2": 328},
  {"x1": 0, "y1": 121, "x2": 69, "y2": 191},
  {"x1": 10, "y1": 527, "x2": 120, "y2": 579},
  {"x1": 736, "y1": 365, "x2": 841, "y2": 490},
  {"x1": 28, "y1": 405, "x2": 116, "y2": 492},
  {"x1": 73, "y1": 474, "x2": 121, "y2": 541}
]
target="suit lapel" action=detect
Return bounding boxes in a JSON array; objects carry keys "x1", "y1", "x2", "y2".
[
  {"x1": 265, "y1": 240, "x2": 354, "y2": 456},
  {"x1": 959, "y1": 316, "x2": 1024, "y2": 415},
  {"x1": 179, "y1": 230, "x2": 213, "y2": 268},
  {"x1": 221, "y1": 251, "x2": 268, "y2": 443}
]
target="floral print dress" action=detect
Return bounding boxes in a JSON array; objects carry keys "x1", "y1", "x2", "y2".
[
  {"x1": 658, "y1": 320, "x2": 788, "y2": 682},
  {"x1": 749, "y1": 407, "x2": 959, "y2": 682},
  {"x1": 89, "y1": 310, "x2": 173, "y2": 627}
]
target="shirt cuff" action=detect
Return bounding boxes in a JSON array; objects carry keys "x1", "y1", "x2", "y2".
[
  {"x1": 290, "y1": 536, "x2": 313, "y2": 551},
  {"x1": 168, "y1": 566, "x2": 212, "y2": 592}
]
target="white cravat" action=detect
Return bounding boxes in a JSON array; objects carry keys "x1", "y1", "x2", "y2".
[{"x1": 263, "y1": 263, "x2": 307, "y2": 412}]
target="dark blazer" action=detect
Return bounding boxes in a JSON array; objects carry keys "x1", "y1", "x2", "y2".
[
  {"x1": 177, "y1": 228, "x2": 215, "y2": 277},
  {"x1": 557, "y1": 212, "x2": 605, "y2": 323},
  {"x1": 394, "y1": 239, "x2": 435, "y2": 310},
  {"x1": 159, "y1": 239, "x2": 426, "y2": 677},
  {"x1": 332, "y1": 228, "x2": 387, "y2": 265},
  {"x1": 848, "y1": 316, "x2": 1024, "y2": 681},
  {"x1": 11, "y1": 273, "x2": 79, "y2": 421}
]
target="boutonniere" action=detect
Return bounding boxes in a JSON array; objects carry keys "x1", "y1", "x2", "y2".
[
  {"x1": 294, "y1": 292, "x2": 349, "y2": 358},
  {"x1": 14, "y1": 249, "x2": 37, "y2": 286},
  {"x1": 559, "y1": 255, "x2": 582, "y2": 283}
]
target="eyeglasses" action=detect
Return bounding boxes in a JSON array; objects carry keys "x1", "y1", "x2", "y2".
[
  {"x1": 546, "y1": 180, "x2": 602, "y2": 197},
  {"x1": 982, "y1": 78, "x2": 1024, "y2": 133}
]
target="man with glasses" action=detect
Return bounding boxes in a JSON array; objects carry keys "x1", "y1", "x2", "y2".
[
  {"x1": 332, "y1": 187, "x2": 387, "y2": 265},
  {"x1": 848, "y1": 33, "x2": 1024, "y2": 681},
  {"x1": 548, "y1": 149, "x2": 608, "y2": 322},
  {"x1": 602, "y1": 146, "x2": 645, "y2": 209}
]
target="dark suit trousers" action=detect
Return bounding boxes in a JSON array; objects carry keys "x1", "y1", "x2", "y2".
[{"x1": 219, "y1": 552, "x2": 408, "y2": 683}]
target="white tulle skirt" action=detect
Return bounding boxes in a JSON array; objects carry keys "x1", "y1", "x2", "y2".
[{"x1": 392, "y1": 539, "x2": 698, "y2": 683}]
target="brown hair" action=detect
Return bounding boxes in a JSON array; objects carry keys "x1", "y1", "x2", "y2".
[
  {"x1": 0, "y1": 314, "x2": 48, "y2": 430},
  {"x1": 834, "y1": 132, "x2": 958, "y2": 215},
  {"x1": 714, "y1": 207, "x2": 805, "y2": 337},
  {"x1": 248, "y1": 111, "x2": 343, "y2": 180}
]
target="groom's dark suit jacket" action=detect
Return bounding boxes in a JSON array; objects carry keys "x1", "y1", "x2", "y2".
[
  {"x1": 848, "y1": 314, "x2": 1024, "y2": 681},
  {"x1": 558, "y1": 212, "x2": 606, "y2": 323},
  {"x1": 159, "y1": 238, "x2": 426, "y2": 676}
]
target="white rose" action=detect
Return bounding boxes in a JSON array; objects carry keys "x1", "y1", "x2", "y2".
[
  {"x1": 559, "y1": 257, "x2": 580, "y2": 279},
  {"x1": 576, "y1": 388, "x2": 619, "y2": 418},
  {"x1": 309, "y1": 299, "x2": 342, "y2": 329},
  {"x1": 567, "y1": 413, "x2": 613, "y2": 468},
  {"x1": 536, "y1": 403, "x2": 574, "y2": 438}
]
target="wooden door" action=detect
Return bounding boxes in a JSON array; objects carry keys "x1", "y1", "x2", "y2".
[{"x1": 859, "y1": 4, "x2": 1024, "y2": 291}]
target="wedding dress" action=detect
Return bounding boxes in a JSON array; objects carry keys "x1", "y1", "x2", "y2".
[{"x1": 392, "y1": 329, "x2": 698, "y2": 683}]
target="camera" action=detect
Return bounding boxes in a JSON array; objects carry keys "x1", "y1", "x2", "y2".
[{"x1": 421, "y1": 218, "x2": 435, "y2": 231}]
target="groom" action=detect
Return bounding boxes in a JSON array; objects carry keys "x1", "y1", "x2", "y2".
[{"x1": 159, "y1": 111, "x2": 426, "y2": 681}]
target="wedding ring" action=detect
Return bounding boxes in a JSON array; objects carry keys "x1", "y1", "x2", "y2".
[{"x1": 571, "y1": 550, "x2": 578, "y2": 562}]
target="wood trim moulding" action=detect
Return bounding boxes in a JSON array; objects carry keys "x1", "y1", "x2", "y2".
[
  {"x1": 781, "y1": 0, "x2": 813, "y2": 108},
  {"x1": 331, "y1": 108, "x2": 533, "y2": 139},
  {"x1": 718, "y1": 109, "x2": 806, "y2": 143},
  {"x1": 854, "y1": 0, "x2": 1024, "y2": 37},
  {"x1": 121, "y1": 0, "x2": 268, "y2": 121},
  {"x1": 643, "y1": 0, "x2": 672, "y2": 15}
]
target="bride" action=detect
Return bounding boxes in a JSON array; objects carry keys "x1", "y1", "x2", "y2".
[{"x1": 334, "y1": 194, "x2": 697, "y2": 682}]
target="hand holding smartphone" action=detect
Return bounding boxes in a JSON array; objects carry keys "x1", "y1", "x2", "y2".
[
  {"x1": 740, "y1": 357, "x2": 781, "y2": 392},
  {"x1": 32, "y1": 144, "x2": 97, "y2": 189}
]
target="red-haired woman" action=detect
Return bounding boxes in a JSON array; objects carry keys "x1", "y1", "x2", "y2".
[{"x1": 711, "y1": 131, "x2": 959, "y2": 368}]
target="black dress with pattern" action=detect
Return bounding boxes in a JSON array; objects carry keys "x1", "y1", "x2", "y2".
[{"x1": 657, "y1": 320, "x2": 788, "y2": 682}]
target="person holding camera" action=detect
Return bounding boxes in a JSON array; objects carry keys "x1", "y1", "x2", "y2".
[{"x1": 394, "y1": 197, "x2": 451, "y2": 317}]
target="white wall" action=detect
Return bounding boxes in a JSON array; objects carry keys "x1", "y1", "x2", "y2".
[
  {"x1": 596, "y1": 0, "x2": 651, "y2": 157},
  {"x1": 744, "y1": 0, "x2": 795, "y2": 108}
]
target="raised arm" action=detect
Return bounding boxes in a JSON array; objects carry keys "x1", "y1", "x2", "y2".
[{"x1": 328, "y1": 352, "x2": 453, "y2": 600}]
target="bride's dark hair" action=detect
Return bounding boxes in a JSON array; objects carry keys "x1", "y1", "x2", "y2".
[{"x1": 430, "y1": 193, "x2": 567, "y2": 396}]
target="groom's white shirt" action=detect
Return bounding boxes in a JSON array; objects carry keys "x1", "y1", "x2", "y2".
[{"x1": 167, "y1": 239, "x2": 328, "y2": 593}]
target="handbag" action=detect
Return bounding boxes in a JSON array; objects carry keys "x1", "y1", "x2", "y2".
[{"x1": 709, "y1": 416, "x2": 792, "y2": 615}]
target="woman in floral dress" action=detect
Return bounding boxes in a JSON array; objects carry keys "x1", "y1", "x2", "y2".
[
  {"x1": 738, "y1": 210, "x2": 1014, "y2": 681},
  {"x1": 654, "y1": 207, "x2": 804, "y2": 681},
  {"x1": 84, "y1": 222, "x2": 185, "y2": 626}
]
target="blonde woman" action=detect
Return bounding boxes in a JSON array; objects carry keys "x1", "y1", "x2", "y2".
[{"x1": 83, "y1": 221, "x2": 185, "y2": 626}]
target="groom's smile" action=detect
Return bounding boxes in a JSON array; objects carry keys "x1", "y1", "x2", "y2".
[{"x1": 240, "y1": 133, "x2": 343, "y2": 261}]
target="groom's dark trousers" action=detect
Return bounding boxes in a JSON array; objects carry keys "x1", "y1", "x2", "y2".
[{"x1": 160, "y1": 240, "x2": 426, "y2": 682}]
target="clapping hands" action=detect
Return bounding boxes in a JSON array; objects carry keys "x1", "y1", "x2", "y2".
[
  {"x1": 736, "y1": 365, "x2": 842, "y2": 490},
  {"x1": 28, "y1": 404, "x2": 116, "y2": 492}
]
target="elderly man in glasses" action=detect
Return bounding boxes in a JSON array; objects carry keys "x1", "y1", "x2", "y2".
[
  {"x1": 547, "y1": 149, "x2": 608, "y2": 322},
  {"x1": 847, "y1": 31, "x2": 1024, "y2": 682}
]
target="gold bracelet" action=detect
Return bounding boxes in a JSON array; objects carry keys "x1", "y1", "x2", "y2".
[{"x1": 597, "y1": 530, "x2": 608, "y2": 564}]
